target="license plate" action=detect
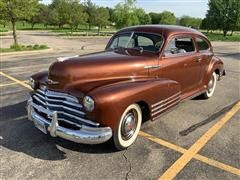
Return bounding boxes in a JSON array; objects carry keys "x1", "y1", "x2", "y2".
[{"x1": 34, "y1": 119, "x2": 47, "y2": 134}]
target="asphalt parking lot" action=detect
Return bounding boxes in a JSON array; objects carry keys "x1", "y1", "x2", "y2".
[{"x1": 0, "y1": 33, "x2": 240, "y2": 179}]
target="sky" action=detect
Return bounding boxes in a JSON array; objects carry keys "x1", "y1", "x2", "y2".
[{"x1": 42, "y1": 0, "x2": 209, "y2": 18}]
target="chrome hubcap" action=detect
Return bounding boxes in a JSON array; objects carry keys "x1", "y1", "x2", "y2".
[{"x1": 121, "y1": 110, "x2": 138, "y2": 140}]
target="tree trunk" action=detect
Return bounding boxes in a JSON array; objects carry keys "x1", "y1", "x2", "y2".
[
  {"x1": 98, "y1": 25, "x2": 100, "y2": 35},
  {"x1": 223, "y1": 30, "x2": 227, "y2": 37},
  {"x1": 230, "y1": 30, "x2": 233, "y2": 36},
  {"x1": 11, "y1": 19, "x2": 18, "y2": 46},
  {"x1": 31, "y1": 23, "x2": 35, "y2": 30}
]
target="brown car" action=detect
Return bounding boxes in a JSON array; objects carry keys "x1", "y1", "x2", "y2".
[{"x1": 27, "y1": 25, "x2": 225, "y2": 150}]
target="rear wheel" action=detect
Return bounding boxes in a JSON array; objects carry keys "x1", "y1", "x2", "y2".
[
  {"x1": 202, "y1": 72, "x2": 217, "y2": 99},
  {"x1": 113, "y1": 104, "x2": 142, "y2": 150}
]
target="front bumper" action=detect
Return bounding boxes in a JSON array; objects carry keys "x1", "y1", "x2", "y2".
[{"x1": 27, "y1": 98, "x2": 112, "y2": 144}]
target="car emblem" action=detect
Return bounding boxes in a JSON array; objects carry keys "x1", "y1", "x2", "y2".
[{"x1": 47, "y1": 79, "x2": 59, "y2": 85}]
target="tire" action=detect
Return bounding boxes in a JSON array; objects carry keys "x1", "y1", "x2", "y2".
[
  {"x1": 113, "y1": 104, "x2": 142, "y2": 150},
  {"x1": 202, "y1": 72, "x2": 217, "y2": 99}
]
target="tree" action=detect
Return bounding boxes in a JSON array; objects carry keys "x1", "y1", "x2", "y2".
[
  {"x1": 206, "y1": 0, "x2": 240, "y2": 36},
  {"x1": 50, "y1": 0, "x2": 70, "y2": 28},
  {"x1": 149, "y1": 12, "x2": 162, "y2": 24},
  {"x1": 94, "y1": 7, "x2": 109, "y2": 34},
  {"x1": 0, "y1": 0, "x2": 39, "y2": 46},
  {"x1": 68, "y1": 1, "x2": 88, "y2": 33},
  {"x1": 113, "y1": 0, "x2": 140, "y2": 28},
  {"x1": 28, "y1": 4, "x2": 49, "y2": 29},
  {"x1": 179, "y1": 16, "x2": 202, "y2": 29},
  {"x1": 106, "y1": 7, "x2": 115, "y2": 24},
  {"x1": 135, "y1": 8, "x2": 151, "y2": 25},
  {"x1": 159, "y1": 11, "x2": 176, "y2": 25},
  {"x1": 85, "y1": 0, "x2": 97, "y2": 30}
]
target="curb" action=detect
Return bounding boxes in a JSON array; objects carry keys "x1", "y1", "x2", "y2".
[{"x1": 0, "y1": 48, "x2": 54, "y2": 57}]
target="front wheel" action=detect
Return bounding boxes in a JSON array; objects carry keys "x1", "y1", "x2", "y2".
[
  {"x1": 202, "y1": 72, "x2": 217, "y2": 99},
  {"x1": 113, "y1": 104, "x2": 142, "y2": 150}
]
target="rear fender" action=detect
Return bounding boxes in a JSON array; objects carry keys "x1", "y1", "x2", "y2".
[
  {"x1": 204, "y1": 56, "x2": 225, "y2": 85},
  {"x1": 87, "y1": 78, "x2": 181, "y2": 130}
]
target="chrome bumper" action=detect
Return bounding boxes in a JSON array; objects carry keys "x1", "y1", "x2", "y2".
[{"x1": 27, "y1": 98, "x2": 112, "y2": 144}]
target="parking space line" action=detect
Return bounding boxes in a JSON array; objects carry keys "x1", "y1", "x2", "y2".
[
  {"x1": 0, "y1": 72, "x2": 31, "y2": 90},
  {"x1": 139, "y1": 131, "x2": 240, "y2": 176},
  {"x1": 1, "y1": 71, "x2": 239, "y2": 176},
  {"x1": 0, "y1": 81, "x2": 27, "y2": 87},
  {"x1": 159, "y1": 102, "x2": 240, "y2": 179}
]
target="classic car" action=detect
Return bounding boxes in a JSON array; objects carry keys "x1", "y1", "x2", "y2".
[{"x1": 27, "y1": 25, "x2": 225, "y2": 150}]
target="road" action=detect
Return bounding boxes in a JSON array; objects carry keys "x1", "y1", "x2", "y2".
[{"x1": 0, "y1": 32, "x2": 239, "y2": 179}]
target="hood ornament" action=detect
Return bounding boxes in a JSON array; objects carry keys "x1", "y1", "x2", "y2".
[
  {"x1": 47, "y1": 79, "x2": 59, "y2": 85},
  {"x1": 57, "y1": 55, "x2": 79, "y2": 62}
]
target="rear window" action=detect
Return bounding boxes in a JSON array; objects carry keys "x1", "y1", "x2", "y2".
[
  {"x1": 196, "y1": 37, "x2": 210, "y2": 51},
  {"x1": 164, "y1": 36, "x2": 195, "y2": 56}
]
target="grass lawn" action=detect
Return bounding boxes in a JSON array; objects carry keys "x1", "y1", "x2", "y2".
[
  {"x1": 0, "y1": 44, "x2": 49, "y2": 53},
  {"x1": 202, "y1": 31, "x2": 240, "y2": 42},
  {"x1": 1, "y1": 22, "x2": 239, "y2": 41}
]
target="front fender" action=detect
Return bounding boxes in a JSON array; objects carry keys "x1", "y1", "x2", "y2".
[
  {"x1": 87, "y1": 78, "x2": 181, "y2": 130},
  {"x1": 31, "y1": 71, "x2": 48, "y2": 89}
]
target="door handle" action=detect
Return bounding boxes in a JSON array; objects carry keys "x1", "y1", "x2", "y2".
[
  {"x1": 144, "y1": 65, "x2": 160, "y2": 69},
  {"x1": 195, "y1": 58, "x2": 202, "y2": 63}
]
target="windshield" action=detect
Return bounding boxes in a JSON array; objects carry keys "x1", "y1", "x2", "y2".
[{"x1": 106, "y1": 32, "x2": 164, "y2": 53}]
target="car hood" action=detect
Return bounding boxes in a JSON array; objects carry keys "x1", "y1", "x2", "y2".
[{"x1": 46, "y1": 49, "x2": 157, "y2": 94}]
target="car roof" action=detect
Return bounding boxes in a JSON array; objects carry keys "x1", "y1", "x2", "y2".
[{"x1": 116, "y1": 25, "x2": 207, "y2": 39}]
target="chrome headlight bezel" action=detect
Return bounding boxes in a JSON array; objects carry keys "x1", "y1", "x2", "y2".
[
  {"x1": 83, "y1": 96, "x2": 95, "y2": 112},
  {"x1": 29, "y1": 78, "x2": 36, "y2": 89}
]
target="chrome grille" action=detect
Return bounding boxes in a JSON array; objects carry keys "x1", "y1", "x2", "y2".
[{"x1": 32, "y1": 87, "x2": 99, "y2": 127}]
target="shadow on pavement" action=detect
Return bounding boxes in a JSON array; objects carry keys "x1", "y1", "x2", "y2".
[{"x1": 0, "y1": 101, "x2": 117, "y2": 161}]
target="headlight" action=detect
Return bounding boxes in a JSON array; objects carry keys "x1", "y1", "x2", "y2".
[
  {"x1": 29, "y1": 78, "x2": 36, "y2": 89},
  {"x1": 83, "y1": 96, "x2": 95, "y2": 112}
]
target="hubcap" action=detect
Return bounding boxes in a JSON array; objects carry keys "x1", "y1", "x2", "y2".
[{"x1": 121, "y1": 110, "x2": 138, "y2": 140}]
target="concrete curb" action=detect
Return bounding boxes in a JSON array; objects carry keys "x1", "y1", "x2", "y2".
[{"x1": 0, "y1": 48, "x2": 54, "y2": 57}]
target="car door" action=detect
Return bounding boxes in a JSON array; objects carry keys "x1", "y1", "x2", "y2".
[
  {"x1": 195, "y1": 36, "x2": 214, "y2": 84},
  {"x1": 159, "y1": 35, "x2": 202, "y2": 93}
]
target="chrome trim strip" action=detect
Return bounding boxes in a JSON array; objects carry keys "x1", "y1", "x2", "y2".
[
  {"x1": 31, "y1": 100, "x2": 98, "y2": 126},
  {"x1": 37, "y1": 89, "x2": 78, "y2": 103},
  {"x1": 152, "y1": 99, "x2": 181, "y2": 119},
  {"x1": 151, "y1": 92, "x2": 181, "y2": 108},
  {"x1": 33, "y1": 95, "x2": 85, "y2": 115},
  {"x1": 28, "y1": 99, "x2": 112, "y2": 144},
  {"x1": 33, "y1": 95, "x2": 45, "y2": 106},
  {"x1": 151, "y1": 96, "x2": 180, "y2": 112},
  {"x1": 144, "y1": 65, "x2": 160, "y2": 69},
  {"x1": 63, "y1": 101, "x2": 82, "y2": 108}
]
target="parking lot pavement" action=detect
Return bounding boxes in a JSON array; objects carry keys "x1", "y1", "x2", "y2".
[{"x1": 0, "y1": 41, "x2": 239, "y2": 179}]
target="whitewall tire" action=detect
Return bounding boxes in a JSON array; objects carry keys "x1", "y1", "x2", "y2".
[
  {"x1": 113, "y1": 104, "x2": 142, "y2": 150},
  {"x1": 203, "y1": 72, "x2": 217, "y2": 99}
]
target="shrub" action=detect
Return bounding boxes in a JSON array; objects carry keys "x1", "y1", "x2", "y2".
[
  {"x1": 39, "y1": 45, "x2": 48, "y2": 49},
  {"x1": 33, "y1": 44, "x2": 39, "y2": 49},
  {"x1": 10, "y1": 44, "x2": 22, "y2": 51}
]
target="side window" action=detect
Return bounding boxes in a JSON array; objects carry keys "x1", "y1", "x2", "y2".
[
  {"x1": 164, "y1": 36, "x2": 195, "y2": 56},
  {"x1": 196, "y1": 37, "x2": 210, "y2": 51},
  {"x1": 137, "y1": 36, "x2": 154, "y2": 47},
  {"x1": 109, "y1": 34, "x2": 133, "y2": 49}
]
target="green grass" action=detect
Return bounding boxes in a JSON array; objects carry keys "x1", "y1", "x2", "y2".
[
  {"x1": 59, "y1": 31, "x2": 114, "y2": 37},
  {"x1": 0, "y1": 44, "x2": 49, "y2": 53},
  {"x1": 202, "y1": 31, "x2": 240, "y2": 42}
]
